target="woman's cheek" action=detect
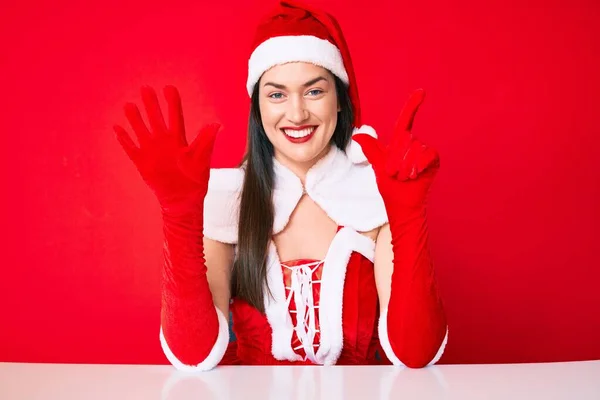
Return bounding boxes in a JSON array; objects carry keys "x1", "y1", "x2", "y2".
[{"x1": 259, "y1": 108, "x2": 280, "y2": 139}]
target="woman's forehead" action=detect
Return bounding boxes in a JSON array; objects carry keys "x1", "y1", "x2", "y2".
[{"x1": 261, "y1": 62, "x2": 333, "y2": 87}]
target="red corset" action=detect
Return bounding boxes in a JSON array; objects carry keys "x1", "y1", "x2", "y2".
[{"x1": 222, "y1": 251, "x2": 389, "y2": 366}]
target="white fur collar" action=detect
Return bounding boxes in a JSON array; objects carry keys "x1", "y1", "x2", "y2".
[{"x1": 203, "y1": 126, "x2": 387, "y2": 243}]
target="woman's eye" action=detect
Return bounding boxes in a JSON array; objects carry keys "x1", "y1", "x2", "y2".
[
  {"x1": 269, "y1": 92, "x2": 284, "y2": 99},
  {"x1": 307, "y1": 89, "x2": 323, "y2": 96}
]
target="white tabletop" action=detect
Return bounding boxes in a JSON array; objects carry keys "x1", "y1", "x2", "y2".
[{"x1": 1, "y1": 360, "x2": 599, "y2": 399}]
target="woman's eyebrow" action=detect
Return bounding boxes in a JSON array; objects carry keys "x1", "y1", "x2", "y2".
[{"x1": 263, "y1": 76, "x2": 327, "y2": 89}]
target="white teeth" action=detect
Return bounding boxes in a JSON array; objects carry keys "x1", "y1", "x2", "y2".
[{"x1": 283, "y1": 127, "x2": 316, "y2": 138}]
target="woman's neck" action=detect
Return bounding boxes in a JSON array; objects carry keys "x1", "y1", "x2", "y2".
[{"x1": 273, "y1": 145, "x2": 332, "y2": 185}]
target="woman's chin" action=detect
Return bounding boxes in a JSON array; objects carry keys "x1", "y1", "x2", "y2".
[{"x1": 276, "y1": 143, "x2": 330, "y2": 166}]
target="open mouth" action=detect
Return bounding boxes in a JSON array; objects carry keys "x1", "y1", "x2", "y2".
[
  {"x1": 281, "y1": 126, "x2": 318, "y2": 143},
  {"x1": 282, "y1": 126, "x2": 317, "y2": 138}
]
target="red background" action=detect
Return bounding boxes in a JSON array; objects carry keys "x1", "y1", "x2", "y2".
[{"x1": 1, "y1": 0, "x2": 599, "y2": 364}]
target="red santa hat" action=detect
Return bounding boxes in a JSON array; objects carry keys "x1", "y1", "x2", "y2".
[{"x1": 246, "y1": 0, "x2": 377, "y2": 163}]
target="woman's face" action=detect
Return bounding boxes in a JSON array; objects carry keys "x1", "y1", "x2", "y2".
[{"x1": 258, "y1": 62, "x2": 340, "y2": 168}]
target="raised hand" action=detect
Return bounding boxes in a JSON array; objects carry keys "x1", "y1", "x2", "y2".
[
  {"x1": 352, "y1": 89, "x2": 440, "y2": 212},
  {"x1": 114, "y1": 86, "x2": 228, "y2": 370},
  {"x1": 114, "y1": 85, "x2": 220, "y2": 213}
]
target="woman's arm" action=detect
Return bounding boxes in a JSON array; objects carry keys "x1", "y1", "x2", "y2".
[
  {"x1": 374, "y1": 223, "x2": 394, "y2": 311},
  {"x1": 374, "y1": 220, "x2": 448, "y2": 368},
  {"x1": 355, "y1": 89, "x2": 448, "y2": 368},
  {"x1": 158, "y1": 196, "x2": 234, "y2": 372},
  {"x1": 205, "y1": 238, "x2": 235, "y2": 317},
  {"x1": 114, "y1": 86, "x2": 231, "y2": 371}
]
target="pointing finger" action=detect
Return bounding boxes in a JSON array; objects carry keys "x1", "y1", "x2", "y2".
[
  {"x1": 388, "y1": 89, "x2": 425, "y2": 161},
  {"x1": 394, "y1": 88, "x2": 425, "y2": 133}
]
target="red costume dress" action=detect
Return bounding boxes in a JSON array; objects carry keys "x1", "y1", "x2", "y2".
[{"x1": 159, "y1": 142, "x2": 448, "y2": 369}]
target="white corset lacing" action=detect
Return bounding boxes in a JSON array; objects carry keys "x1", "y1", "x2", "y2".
[{"x1": 283, "y1": 259, "x2": 324, "y2": 363}]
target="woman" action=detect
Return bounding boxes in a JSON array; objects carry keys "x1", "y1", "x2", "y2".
[{"x1": 114, "y1": 0, "x2": 448, "y2": 371}]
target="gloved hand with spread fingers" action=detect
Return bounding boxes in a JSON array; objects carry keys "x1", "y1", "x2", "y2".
[
  {"x1": 114, "y1": 86, "x2": 229, "y2": 371},
  {"x1": 353, "y1": 89, "x2": 448, "y2": 368}
]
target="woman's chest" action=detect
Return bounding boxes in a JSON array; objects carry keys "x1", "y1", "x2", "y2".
[{"x1": 273, "y1": 195, "x2": 379, "y2": 262}]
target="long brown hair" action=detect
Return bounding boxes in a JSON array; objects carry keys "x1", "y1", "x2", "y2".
[{"x1": 231, "y1": 71, "x2": 355, "y2": 313}]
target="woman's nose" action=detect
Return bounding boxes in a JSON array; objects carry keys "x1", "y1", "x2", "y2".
[{"x1": 286, "y1": 96, "x2": 309, "y2": 123}]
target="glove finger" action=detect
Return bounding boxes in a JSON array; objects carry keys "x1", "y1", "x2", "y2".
[
  {"x1": 352, "y1": 134, "x2": 385, "y2": 172},
  {"x1": 415, "y1": 145, "x2": 440, "y2": 174},
  {"x1": 164, "y1": 85, "x2": 187, "y2": 146},
  {"x1": 388, "y1": 128, "x2": 410, "y2": 164},
  {"x1": 388, "y1": 89, "x2": 425, "y2": 157},
  {"x1": 407, "y1": 141, "x2": 424, "y2": 180},
  {"x1": 124, "y1": 103, "x2": 151, "y2": 147},
  {"x1": 114, "y1": 124, "x2": 140, "y2": 161},
  {"x1": 141, "y1": 86, "x2": 169, "y2": 136},
  {"x1": 385, "y1": 132, "x2": 413, "y2": 178},
  {"x1": 394, "y1": 89, "x2": 425, "y2": 133},
  {"x1": 189, "y1": 123, "x2": 221, "y2": 166},
  {"x1": 397, "y1": 141, "x2": 419, "y2": 181}
]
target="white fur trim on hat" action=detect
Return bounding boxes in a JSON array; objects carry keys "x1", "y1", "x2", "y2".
[
  {"x1": 346, "y1": 125, "x2": 377, "y2": 164},
  {"x1": 247, "y1": 35, "x2": 349, "y2": 95}
]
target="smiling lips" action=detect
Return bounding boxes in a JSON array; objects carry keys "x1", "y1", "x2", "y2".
[{"x1": 281, "y1": 125, "x2": 318, "y2": 143}]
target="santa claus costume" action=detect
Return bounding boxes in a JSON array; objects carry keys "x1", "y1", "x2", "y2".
[{"x1": 116, "y1": 0, "x2": 448, "y2": 371}]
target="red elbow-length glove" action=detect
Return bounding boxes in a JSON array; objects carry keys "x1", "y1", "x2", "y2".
[
  {"x1": 114, "y1": 86, "x2": 228, "y2": 370},
  {"x1": 353, "y1": 89, "x2": 448, "y2": 368}
]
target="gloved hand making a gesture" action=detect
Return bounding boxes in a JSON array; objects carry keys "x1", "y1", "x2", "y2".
[
  {"x1": 114, "y1": 86, "x2": 229, "y2": 371},
  {"x1": 353, "y1": 89, "x2": 448, "y2": 368}
]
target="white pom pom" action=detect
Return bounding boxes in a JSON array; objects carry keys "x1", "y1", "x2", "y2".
[{"x1": 346, "y1": 125, "x2": 378, "y2": 164}]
